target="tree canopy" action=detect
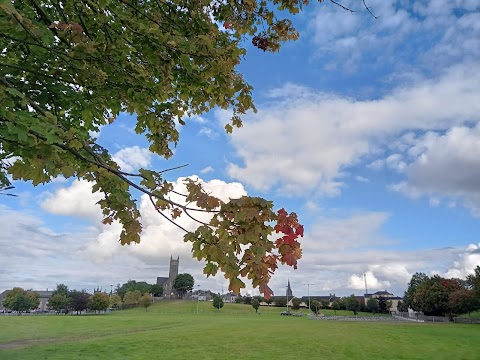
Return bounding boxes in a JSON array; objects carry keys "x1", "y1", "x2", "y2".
[
  {"x1": 0, "y1": 0, "x2": 320, "y2": 298},
  {"x1": 173, "y1": 273, "x2": 194, "y2": 298}
]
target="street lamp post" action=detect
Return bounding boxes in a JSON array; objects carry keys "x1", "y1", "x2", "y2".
[
  {"x1": 110, "y1": 284, "x2": 113, "y2": 296},
  {"x1": 303, "y1": 283, "x2": 314, "y2": 314}
]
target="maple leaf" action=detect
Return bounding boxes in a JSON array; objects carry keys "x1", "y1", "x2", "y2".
[
  {"x1": 296, "y1": 224, "x2": 304, "y2": 237},
  {"x1": 259, "y1": 283, "x2": 274, "y2": 300},
  {"x1": 171, "y1": 207, "x2": 182, "y2": 219},
  {"x1": 223, "y1": 22, "x2": 234, "y2": 30},
  {"x1": 228, "y1": 277, "x2": 246, "y2": 294}
]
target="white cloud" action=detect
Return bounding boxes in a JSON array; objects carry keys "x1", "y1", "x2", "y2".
[
  {"x1": 198, "y1": 127, "x2": 219, "y2": 139},
  {"x1": 309, "y1": 1, "x2": 480, "y2": 73},
  {"x1": 112, "y1": 146, "x2": 152, "y2": 173},
  {"x1": 444, "y1": 242, "x2": 480, "y2": 278},
  {"x1": 226, "y1": 64, "x2": 480, "y2": 195},
  {"x1": 200, "y1": 166, "x2": 214, "y2": 174},
  {"x1": 348, "y1": 271, "x2": 391, "y2": 292},
  {"x1": 355, "y1": 175, "x2": 370, "y2": 183},
  {"x1": 388, "y1": 125, "x2": 480, "y2": 216}
]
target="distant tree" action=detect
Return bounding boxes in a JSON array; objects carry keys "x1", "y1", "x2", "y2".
[
  {"x1": 449, "y1": 289, "x2": 479, "y2": 316},
  {"x1": 117, "y1": 280, "x2": 153, "y2": 300},
  {"x1": 253, "y1": 296, "x2": 265, "y2": 304},
  {"x1": 291, "y1": 297, "x2": 301, "y2": 311},
  {"x1": 235, "y1": 297, "x2": 244, "y2": 304},
  {"x1": 264, "y1": 297, "x2": 273, "y2": 305},
  {"x1": 150, "y1": 284, "x2": 163, "y2": 297},
  {"x1": 332, "y1": 301, "x2": 340, "y2": 315},
  {"x1": 213, "y1": 296, "x2": 224, "y2": 311},
  {"x1": 88, "y1": 292, "x2": 110, "y2": 313},
  {"x1": 274, "y1": 297, "x2": 287, "y2": 307},
  {"x1": 404, "y1": 272, "x2": 429, "y2": 311},
  {"x1": 466, "y1": 266, "x2": 480, "y2": 300},
  {"x1": 366, "y1": 298, "x2": 379, "y2": 313},
  {"x1": 48, "y1": 294, "x2": 70, "y2": 313},
  {"x1": 52, "y1": 284, "x2": 69, "y2": 298},
  {"x1": 377, "y1": 297, "x2": 390, "y2": 314},
  {"x1": 3, "y1": 288, "x2": 36, "y2": 313},
  {"x1": 173, "y1": 274, "x2": 195, "y2": 299},
  {"x1": 123, "y1": 290, "x2": 142, "y2": 306},
  {"x1": 251, "y1": 298, "x2": 260, "y2": 313},
  {"x1": 243, "y1": 296, "x2": 253, "y2": 305},
  {"x1": 320, "y1": 300, "x2": 330, "y2": 309},
  {"x1": 27, "y1": 291, "x2": 40, "y2": 310},
  {"x1": 139, "y1": 293, "x2": 152, "y2": 312},
  {"x1": 397, "y1": 300, "x2": 408, "y2": 312},
  {"x1": 310, "y1": 300, "x2": 321, "y2": 315},
  {"x1": 69, "y1": 290, "x2": 90, "y2": 314},
  {"x1": 109, "y1": 294, "x2": 122, "y2": 310},
  {"x1": 344, "y1": 295, "x2": 360, "y2": 315},
  {"x1": 413, "y1": 276, "x2": 462, "y2": 316}
]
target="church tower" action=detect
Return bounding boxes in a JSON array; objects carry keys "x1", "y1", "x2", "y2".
[
  {"x1": 286, "y1": 279, "x2": 293, "y2": 297},
  {"x1": 169, "y1": 255, "x2": 179, "y2": 280}
]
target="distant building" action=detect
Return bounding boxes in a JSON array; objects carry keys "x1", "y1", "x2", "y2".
[
  {"x1": 286, "y1": 279, "x2": 293, "y2": 298},
  {"x1": 156, "y1": 256, "x2": 179, "y2": 298},
  {"x1": 364, "y1": 290, "x2": 403, "y2": 312}
]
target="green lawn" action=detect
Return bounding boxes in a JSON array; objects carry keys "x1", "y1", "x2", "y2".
[{"x1": 1, "y1": 301, "x2": 479, "y2": 359}]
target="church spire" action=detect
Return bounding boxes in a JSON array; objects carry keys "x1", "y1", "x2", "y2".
[{"x1": 286, "y1": 279, "x2": 293, "y2": 297}]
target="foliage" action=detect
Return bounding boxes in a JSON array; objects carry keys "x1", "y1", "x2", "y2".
[
  {"x1": 273, "y1": 297, "x2": 287, "y2": 307},
  {"x1": 88, "y1": 292, "x2": 110, "y2": 313},
  {"x1": 48, "y1": 294, "x2": 70, "y2": 313},
  {"x1": 403, "y1": 272, "x2": 429, "y2": 311},
  {"x1": 150, "y1": 284, "x2": 163, "y2": 297},
  {"x1": 109, "y1": 294, "x2": 122, "y2": 309},
  {"x1": 366, "y1": 297, "x2": 379, "y2": 313},
  {"x1": 251, "y1": 298, "x2": 260, "y2": 313},
  {"x1": 139, "y1": 293, "x2": 152, "y2": 311},
  {"x1": 213, "y1": 296, "x2": 224, "y2": 311},
  {"x1": 396, "y1": 300, "x2": 408, "y2": 312},
  {"x1": 69, "y1": 290, "x2": 90, "y2": 314},
  {"x1": 320, "y1": 300, "x2": 330, "y2": 309},
  {"x1": 173, "y1": 273, "x2": 195, "y2": 298},
  {"x1": 123, "y1": 290, "x2": 142, "y2": 305},
  {"x1": 117, "y1": 280, "x2": 153, "y2": 300},
  {"x1": 344, "y1": 295, "x2": 360, "y2": 315},
  {"x1": 466, "y1": 266, "x2": 480, "y2": 299},
  {"x1": 2, "y1": 287, "x2": 38, "y2": 312},
  {"x1": 413, "y1": 276, "x2": 462, "y2": 316},
  {"x1": 332, "y1": 301, "x2": 340, "y2": 315},
  {"x1": 0, "y1": 0, "x2": 308, "y2": 298},
  {"x1": 448, "y1": 289, "x2": 479, "y2": 316},
  {"x1": 310, "y1": 300, "x2": 321, "y2": 315},
  {"x1": 291, "y1": 297, "x2": 301, "y2": 310},
  {"x1": 235, "y1": 297, "x2": 244, "y2": 304},
  {"x1": 377, "y1": 297, "x2": 390, "y2": 314},
  {"x1": 52, "y1": 284, "x2": 69, "y2": 298},
  {"x1": 243, "y1": 296, "x2": 252, "y2": 305}
]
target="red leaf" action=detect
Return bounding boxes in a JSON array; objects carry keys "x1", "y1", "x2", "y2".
[
  {"x1": 296, "y1": 225, "x2": 304, "y2": 237},
  {"x1": 223, "y1": 22, "x2": 234, "y2": 30},
  {"x1": 259, "y1": 283, "x2": 274, "y2": 300}
]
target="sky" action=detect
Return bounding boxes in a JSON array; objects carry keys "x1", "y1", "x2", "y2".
[{"x1": 1, "y1": 0, "x2": 480, "y2": 299}]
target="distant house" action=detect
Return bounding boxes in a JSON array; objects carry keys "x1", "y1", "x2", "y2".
[
  {"x1": 0, "y1": 289, "x2": 53, "y2": 311},
  {"x1": 223, "y1": 292, "x2": 237, "y2": 303},
  {"x1": 364, "y1": 290, "x2": 402, "y2": 312},
  {"x1": 156, "y1": 256, "x2": 179, "y2": 298}
]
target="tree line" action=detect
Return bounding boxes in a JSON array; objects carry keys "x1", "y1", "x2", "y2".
[{"x1": 400, "y1": 266, "x2": 480, "y2": 318}]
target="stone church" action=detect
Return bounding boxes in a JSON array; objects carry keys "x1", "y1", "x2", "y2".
[{"x1": 156, "y1": 256, "x2": 179, "y2": 298}]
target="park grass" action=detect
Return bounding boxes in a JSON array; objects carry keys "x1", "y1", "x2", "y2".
[{"x1": 1, "y1": 301, "x2": 479, "y2": 360}]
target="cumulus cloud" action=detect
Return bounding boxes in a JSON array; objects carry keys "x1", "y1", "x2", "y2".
[
  {"x1": 309, "y1": 1, "x2": 480, "y2": 73},
  {"x1": 444, "y1": 242, "x2": 480, "y2": 278},
  {"x1": 112, "y1": 146, "x2": 152, "y2": 173},
  {"x1": 387, "y1": 125, "x2": 480, "y2": 216},
  {"x1": 348, "y1": 271, "x2": 391, "y2": 292},
  {"x1": 226, "y1": 64, "x2": 480, "y2": 195}
]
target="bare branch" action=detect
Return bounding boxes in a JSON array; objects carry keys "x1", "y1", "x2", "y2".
[
  {"x1": 362, "y1": 0, "x2": 378, "y2": 19},
  {"x1": 149, "y1": 195, "x2": 189, "y2": 233}
]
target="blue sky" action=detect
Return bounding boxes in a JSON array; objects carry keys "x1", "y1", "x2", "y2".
[{"x1": 1, "y1": 0, "x2": 480, "y2": 298}]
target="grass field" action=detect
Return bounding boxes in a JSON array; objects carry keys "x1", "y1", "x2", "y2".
[{"x1": 1, "y1": 301, "x2": 479, "y2": 360}]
